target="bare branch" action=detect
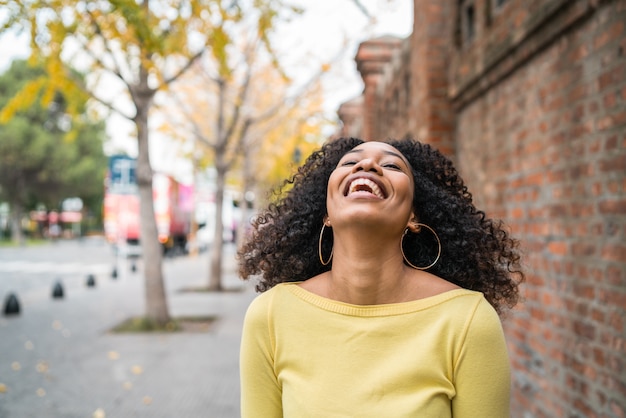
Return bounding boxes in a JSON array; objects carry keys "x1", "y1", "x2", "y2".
[
  {"x1": 159, "y1": 49, "x2": 206, "y2": 89},
  {"x1": 351, "y1": 0, "x2": 373, "y2": 19},
  {"x1": 251, "y1": 41, "x2": 345, "y2": 124},
  {"x1": 222, "y1": 60, "x2": 252, "y2": 145},
  {"x1": 226, "y1": 116, "x2": 253, "y2": 168},
  {"x1": 219, "y1": 35, "x2": 262, "y2": 150},
  {"x1": 168, "y1": 87, "x2": 213, "y2": 148},
  {"x1": 72, "y1": 32, "x2": 130, "y2": 89},
  {"x1": 54, "y1": 62, "x2": 134, "y2": 121},
  {"x1": 85, "y1": 9, "x2": 129, "y2": 83},
  {"x1": 89, "y1": 92, "x2": 135, "y2": 121}
]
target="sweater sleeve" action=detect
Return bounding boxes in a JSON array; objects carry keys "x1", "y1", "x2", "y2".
[
  {"x1": 451, "y1": 297, "x2": 511, "y2": 418},
  {"x1": 240, "y1": 292, "x2": 283, "y2": 418}
]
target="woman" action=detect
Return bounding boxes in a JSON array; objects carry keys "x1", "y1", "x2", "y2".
[{"x1": 238, "y1": 137, "x2": 524, "y2": 417}]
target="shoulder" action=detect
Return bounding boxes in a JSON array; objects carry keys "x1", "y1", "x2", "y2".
[
  {"x1": 467, "y1": 294, "x2": 501, "y2": 327},
  {"x1": 423, "y1": 289, "x2": 501, "y2": 338},
  {"x1": 457, "y1": 294, "x2": 505, "y2": 348},
  {"x1": 441, "y1": 290, "x2": 500, "y2": 327},
  {"x1": 244, "y1": 283, "x2": 298, "y2": 322}
]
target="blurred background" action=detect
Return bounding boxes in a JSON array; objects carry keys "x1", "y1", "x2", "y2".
[{"x1": 0, "y1": 0, "x2": 624, "y2": 417}]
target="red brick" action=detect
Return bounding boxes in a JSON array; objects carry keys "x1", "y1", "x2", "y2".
[
  {"x1": 604, "y1": 92, "x2": 617, "y2": 109},
  {"x1": 608, "y1": 311, "x2": 623, "y2": 333},
  {"x1": 591, "y1": 308, "x2": 605, "y2": 323},
  {"x1": 599, "y1": 287, "x2": 626, "y2": 307},
  {"x1": 574, "y1": 320, "x2": 597, "y2": 340},
  {"x1": 597, "y1": 110, "x2": 626, "y2": 131},
  {"x1": 605, "y1": 265, "x2": 625, "y2": 286},
  {"x1": 598, "y1": 66, "x2": 626, "y2": 92},
  {"x1": 608, "y1": 180, "x2": 621, "y2": 194},
  {"x1": 599, "y1": 154, "x2": 626, "y2": 173},
  {"x1": 601, "y1": 244, "x2": 626, "y2": 264},
  {"x1": 573, "y1": 398, "x2": 596, "y2": 418},
  {"x1": 548, "y1": 241, "x2": 568, "y2": 256},
  {"x1": 599, "y1": 199, "x2": 626, "y2": 214},
  {"x1": 609, "y1": 401, "x2": 625, "y2": 418},
  {"x1": 573, "y1": 283, "x2": 595, "y2": 299},
  {"x1": 605, "y1": 135, "x2": 619, "y2": 151}
]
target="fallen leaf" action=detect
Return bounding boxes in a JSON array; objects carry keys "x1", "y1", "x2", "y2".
[
  {"x1": 93, "y1": 408, "x2": 106, "y2": 418},
  {"x1": 36, "y1": 361, "x2": 49, "y2": 373}
]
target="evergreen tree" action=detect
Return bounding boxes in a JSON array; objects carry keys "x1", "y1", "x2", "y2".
[{"x1": 0, "y1": 60, "x2": 106, "y2": 243}]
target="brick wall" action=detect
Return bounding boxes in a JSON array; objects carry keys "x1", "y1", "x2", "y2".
[
  {"x1": 451, "y1": 1, "x2": 626, "y2": 416},
  {"x1": 355, "y1": 36, "x2": 404, "y2": 141},
  {"x1": 409, "y1": 0, "x2": 456, "y2": 155},
  {"x1": 372, "y1": 37, "x2": 412, "y2": 140},
  {"x1": 340, "y1": 0, "x2": 626, "y2": 416},
  {"x1": 349, "y1": 1, "x2": 456, "y2": 156}
]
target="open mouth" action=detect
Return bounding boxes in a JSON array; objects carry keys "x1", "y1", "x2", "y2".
[{"x1": 345, "y1": 177, "x2": 386, "y2": 199}]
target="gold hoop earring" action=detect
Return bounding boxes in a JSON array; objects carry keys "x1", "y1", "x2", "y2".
[
  {"x1": 318, "y1": 224, "x2": 333, "y2": 266},
  {"x1": 401, "y1": 223, "x2": 441, "y2": 270}
]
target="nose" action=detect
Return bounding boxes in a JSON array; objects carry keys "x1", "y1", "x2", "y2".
[{"x1": 353, "y1": 158, "x2": 381, "y2": 174}]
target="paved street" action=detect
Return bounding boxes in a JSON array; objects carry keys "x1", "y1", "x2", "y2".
[{"x1": 0, "y1": 238, "x2": 257, "y2": 418}]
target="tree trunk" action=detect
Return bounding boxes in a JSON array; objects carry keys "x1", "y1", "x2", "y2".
[
  {"x1": 207, "y1": 78, "x2": 227, "y2": 292},
  {"x1": 188, "y1": 160, "x2": 200, "y2": 257},
  {"x1": 207, "y1": 164, "x2": 226, "y2": 291},
  {"x1": 9, "y1": 200, "x2": 25, "y2": 246},
  {"x1": 134, "y1": 80, "x2": 170, "y2": 325},
  {"x1": 237, "y1": 144, "x2": 253, "y2": 250}
]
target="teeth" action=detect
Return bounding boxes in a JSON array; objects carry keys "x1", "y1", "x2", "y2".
[{"x1": 348, "y1": 178, "x2": 384, "y2": 199}]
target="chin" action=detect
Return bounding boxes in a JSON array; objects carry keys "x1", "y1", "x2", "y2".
[{"x1": 335, "y1": 210, "x2": 394, "y2": 228}]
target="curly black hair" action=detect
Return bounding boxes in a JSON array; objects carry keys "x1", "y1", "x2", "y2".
[{"x1": 238, "y1": 137, "x2": 524, "y2": 313}]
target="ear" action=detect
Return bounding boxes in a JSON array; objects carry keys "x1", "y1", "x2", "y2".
[
  {"x1": 323, "y1": 215, "x2": 331, "y2": 227},
  {"x1": 406, "y1": 213, "x2": 420, "y2": 233}
]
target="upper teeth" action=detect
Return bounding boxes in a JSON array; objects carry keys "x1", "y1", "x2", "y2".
[{"x1": 348, "y1": 178, "x2": 384, "y2": 199}]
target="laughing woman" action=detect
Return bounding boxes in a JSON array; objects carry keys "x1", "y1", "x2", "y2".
[{"x1": 238, "y1": 137, "x2": 524, "y2": 418}]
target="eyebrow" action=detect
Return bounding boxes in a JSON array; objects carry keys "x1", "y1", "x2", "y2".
[{"x1": 344, "y1": 148, "x2": 409, "y2": 164}]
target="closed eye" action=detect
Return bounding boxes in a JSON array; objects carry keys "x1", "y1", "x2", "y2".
[
  {"x1": 341, "y1": 161, "x2": 357, "y2": 166},
  {"x1": 383, "y1": 163, "x2": 401, "y2": 170}
]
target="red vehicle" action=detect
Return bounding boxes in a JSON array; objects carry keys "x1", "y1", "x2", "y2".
[{"x1": 103, "y1": 155, "x2": 193, "y2": 255}]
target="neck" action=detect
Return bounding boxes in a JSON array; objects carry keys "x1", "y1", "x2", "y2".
[{"x1": 326, "y1": 229, "x2": 414, "y2": 305}]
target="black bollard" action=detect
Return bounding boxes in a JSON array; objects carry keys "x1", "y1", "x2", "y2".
[
  {"x1": 52, "y1": 281, "x2": 64, "y2": 299},
  {"x1": 131, "y1": 261, "x2": 137, "y2": 273},
  {"x1": 86, "y1": 274, "x2": 96, "y2": 287},
  {"x1": 3, "y1": 293, "x2": 20, "y2": 316},
  {"x1": 111, "y1": 267, "x2": 118, "y2": 279}
]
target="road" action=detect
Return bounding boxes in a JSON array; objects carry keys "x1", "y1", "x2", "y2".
[
  {"x1": 0, "y1": 238, "x2": 256, "y2": 418},
  {"x1": 0, "y1": 238, "x2": 115, "y2": 305}
]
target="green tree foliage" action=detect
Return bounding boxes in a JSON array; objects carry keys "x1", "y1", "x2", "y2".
[{"x1": 0, "y1": 60, "x2": 106, "y2": 243}]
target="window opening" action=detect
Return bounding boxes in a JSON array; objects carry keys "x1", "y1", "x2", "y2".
[{"x1": 465, "y1": 4, "x2": 475, "y2": 42}]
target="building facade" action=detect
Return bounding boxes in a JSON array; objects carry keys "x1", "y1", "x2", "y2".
[{"x1": 337, "y1": 0, "x2": 626, "y2": 416}]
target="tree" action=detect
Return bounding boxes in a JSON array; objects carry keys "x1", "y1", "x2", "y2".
[
  {"x1": 0, "y1": 59, "x2": 106, "y2": 244},
  {"x1": 0, "y1": 0, "x2": 299, "y2": 325},
  {"x1": 161, "y1": 28, "x2": 334, "y2": 291}
]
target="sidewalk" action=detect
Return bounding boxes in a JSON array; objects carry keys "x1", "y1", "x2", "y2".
[{"x1": 0, "y1": 245, "x2": 257, "y2": 418}]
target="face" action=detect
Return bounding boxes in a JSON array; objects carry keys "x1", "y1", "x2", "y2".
[{"x1": 325, "y1": 141, "x2": 415, "y2": 233}]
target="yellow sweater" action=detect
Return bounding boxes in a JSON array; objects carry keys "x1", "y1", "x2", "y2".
[{"x1": 240, "y1": 283, "x2": 511, "y2": 418}]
